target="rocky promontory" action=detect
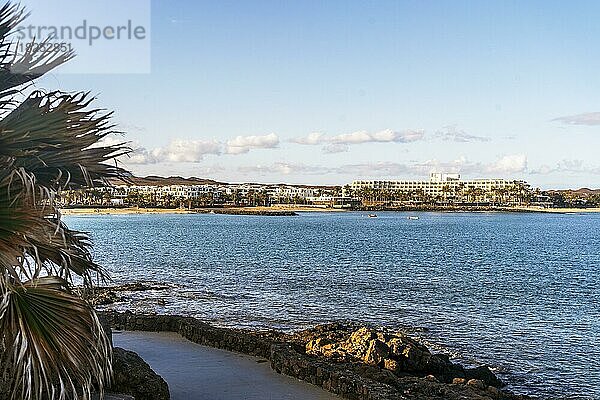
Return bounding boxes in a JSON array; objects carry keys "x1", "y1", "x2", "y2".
[
  {"x1": 195, "y1": 208, "x2": 298, "y2": 216},
  {"x1": 301, "y1": 323, "x2": 503, "y2": 388},
  {"x1": 103, "y1": 311, "x2": 530, "y2": 400}
]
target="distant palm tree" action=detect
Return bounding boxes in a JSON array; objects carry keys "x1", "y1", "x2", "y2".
[
  {"x1": 441, "y1": 184, "x2": 451, "y2": 203},
  {"x1": 0, "y1": 3, "x2": 129, "y2": 400}
]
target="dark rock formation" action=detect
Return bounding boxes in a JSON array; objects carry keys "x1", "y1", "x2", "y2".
[
  {"x1": 111, "y1": 347, "x2": 170, "y2": 400},
  {"x1": 304, "y1": 325, "x2": 500, "y2": 387},
  {"x1": 81, "y1": 282, "x2": 173, "y2": 306},
  {"x1": 103, "y1": 311, "x2": 530, "y2": 400},
  {"x1": 196, "y1": 208, "x2": 298, "y2": 216},
  {"x1": 466, "y1": 366, "x2": 503, "y2": 388},
  {"x1": 99, "y1": 312, "x2": 114, "y2": 347},
  {"x1": 272, "y1": 342, "x2": 526, "y2": 400}
]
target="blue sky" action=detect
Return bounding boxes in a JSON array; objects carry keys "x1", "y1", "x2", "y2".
[{"x1": 35, "y1": 0, "x2": 600, "y2": 188}]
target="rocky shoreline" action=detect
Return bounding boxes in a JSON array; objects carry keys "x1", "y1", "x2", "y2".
[
  {"x1": 102, "y1": 311, "x2": 530, "y2": 400},
  {"x1": 357, "y1": 205, "x2": 541, "y2": 213},
  {"x1": 62, "y1": 206, "x2": 299, "y2": 216},
  {"x1": 195, "y1": 208, "x2": 298, "y2": 216}
]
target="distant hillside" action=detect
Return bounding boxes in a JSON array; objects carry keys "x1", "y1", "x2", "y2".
[
  {"x1": 546, "y1": 188, "x2": 600, "y2": 196},
  {"x1": 110, "y1": 175, "x2": 338, "y2": 189},
  {"x1": 110, "y1": 175, "x2": 225, "y2": 186}
]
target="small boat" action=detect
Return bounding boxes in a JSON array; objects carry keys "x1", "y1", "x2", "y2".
[
  {"x1": 407, "y1": 216, "x2": 419, "y2": 220},
  {"x1": 368, "y1": 214, "x2": 377, "y2": 218}
]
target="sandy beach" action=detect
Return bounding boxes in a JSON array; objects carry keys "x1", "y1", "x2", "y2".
[
  {"x1": 60, "y1": 207, "x2": 195, "y2": 216},
  {"x1": 60, "y1": 205, "x2": 345, "y2": 216},
  {"x1": 60, "y1": 205, "x2": 600, "y2": 216},
  {"x1": 509, "y1": 206, "x2": 600, "y2": 213}
]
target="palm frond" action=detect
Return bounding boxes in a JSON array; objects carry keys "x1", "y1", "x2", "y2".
[
  {"x1": 0, "y1": 171, "x2": 107, "y2": 286},
  {"x1": 0, "y1": 91, "x2": 131, "y2": 192},
  {"x1": 0, "y1": 3, "x2": 74, "y2": 101},
  {"x1": 0, "y1": 3, "x2": 131, "y2": 399},
  {"x1": 0, "y1": 276, "x2": 112, "y2": 400}
]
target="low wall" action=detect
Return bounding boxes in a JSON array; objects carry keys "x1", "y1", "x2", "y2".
[
  {"x1": 105, "y1": 312, "x2": 273, "y2": 358},
  {"x1": 270, "y1": 343, "x2": 399, "y2": 400},
  {"x1": 103, "y1": 311, "x2": 398, "y2": 400}
]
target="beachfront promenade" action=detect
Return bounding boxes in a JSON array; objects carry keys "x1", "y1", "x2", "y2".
[{"x1": 114, "y1": 331, "x2": 339, "y2": 400}]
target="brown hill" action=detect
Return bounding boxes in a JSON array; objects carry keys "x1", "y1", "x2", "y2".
[
  {"x1": 109, "y1": 176, "x2": 338, "y2": 189},
  {"x1": 110, "y1": 175, "x2": 224, "y2": 186},
  {"x1": 546, "y1": 188, "x2": 600, "y2": 196}
]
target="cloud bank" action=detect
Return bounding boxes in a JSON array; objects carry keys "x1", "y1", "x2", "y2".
[
  {"x1": 434, "y1": 125, "x2": 491, "y2": 142},
  {"x1": 123, "y1": 133, "x2": 280, "y2": 164},
  {"x1": 237, "y1": 154, "x2": 529, "y2": 179},
  {"x1": 530, "y1": 159, "x2": 600, "y2": 175},
  {"x1": 290, "y1": 129, "x2": 425, "y2": 153},
  {"x1": 553, "y1": 112, "x2": 600, "y2": 126},
  {"x1": 330, "y1": 129, "x2": 425, "y2": 144},
  {"x1": 289, "y1": 132, "x2": 326, "y2": 145},
  {"x1": 126, "y1": 139, "x2": 222, "y2": 164},
  {"x1": 226, "y1": 133, "x2": 279, "y2": 154}
]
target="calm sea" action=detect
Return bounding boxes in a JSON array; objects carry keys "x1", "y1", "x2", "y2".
[{"x1": 65, "y1": 212, "x2": 600, "y2": 399}]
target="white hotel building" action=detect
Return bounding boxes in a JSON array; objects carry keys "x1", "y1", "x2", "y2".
[
  {"x1": 108, "y1": 183, "x2": 322, "y2": 201},
  {"x1": 348, "y1": 173, "x2": 529, "y2": 197}
]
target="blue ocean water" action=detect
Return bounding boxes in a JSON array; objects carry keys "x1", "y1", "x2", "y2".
[{"x1": 65, "y1": 212, "x2": 600, "y2": 399}]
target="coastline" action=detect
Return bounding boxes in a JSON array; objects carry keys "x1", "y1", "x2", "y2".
[
  {"x1": 507, "y1": 206, "x2": 600, "y2": 213},
  {"x1": 60, "y1": 205, "x2": 600, "y2": 216},
  {"x1": 103, "y1": 310, "x2": 529, "y2": 400},
  {"x1": 60, "y1": 206, "x2": 343, "y2": 216}
]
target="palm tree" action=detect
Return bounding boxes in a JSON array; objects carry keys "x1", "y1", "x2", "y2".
[
  {"x1": 0, "y1": 3, "x2": 130, "y2": 399},
  {"x1": 441, "y1": 184, "x2": 451, "y2": 204}
]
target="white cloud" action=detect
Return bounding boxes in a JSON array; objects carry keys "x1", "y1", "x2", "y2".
[
  {"x1": 322, "y1": 143, "x2": 349, "y2": 153},
  {"x1": 341, "y1": 154, "x2": 528, "y2": 179},
  {"x1": 232, "y1": 153, "x2": 533, "y2": 182},
  {"x1": 487, "y1": 154, "x2": 527, "y2": 174},
  {"x1": 330, "y1": 129, "x2": 425, "y2": 144},
  {"x1": 341, "y1": 162, "x2": 418, "y2": 177},
  {"x1": 125, "y1": 139, "x2": 222, "y2": 164},
  {"x1": 530, "y1": 159, "x2": 600, "y2": 175},
  {"x1": 553, "y1": 112, "x2": 600, "y2": 126},
  {"x1": 289, "y1": 129, "x2": 425, "y2": 153},
  {"x1": 238, "y1": 162, "x2": 332, "y2": 176},
  {"x1": 87, "y1": 133, "x2": 128, "y2": 149},
  {"x1": 434, "y1": 125, "x2": 491, "y2": 142},
  {"x1": 226, "y1": 133, "x2": 279, "y2": 154},
  {"x1": 289, "y1": 132, "x2": 326, "y2": 145},
  {"x1": 125, "y1": 148, "x2": 156, "y2": 164},
  {"x1": 122, "y1": 133, "x2": 280, "y2": 164}
]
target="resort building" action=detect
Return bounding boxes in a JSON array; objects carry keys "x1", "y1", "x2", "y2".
[
  {"x1": 347, "y1": 173, "x2": 530, "y2": 203},
  {"x1": 61, "y1": 181, "x2": 335, "y2": 207},
  {"x1": 306, "y1": 196, "x2": 361, "y2": 208},
  {"x1": 267, "y1": 185, "x2": 320, "y2": 202}
]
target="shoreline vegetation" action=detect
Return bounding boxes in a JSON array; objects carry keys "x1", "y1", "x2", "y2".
[{"x1": 60, "y1": 205, "x2": 600, "y2": 216}]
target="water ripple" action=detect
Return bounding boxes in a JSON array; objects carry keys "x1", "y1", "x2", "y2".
[{"x1": 65, "y1": 211, "x2": 600, "y2": 399}]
